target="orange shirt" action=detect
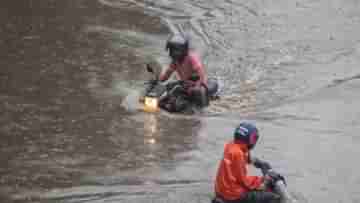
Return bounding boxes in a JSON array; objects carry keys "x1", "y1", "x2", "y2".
[{"x1": 215, "y1": 141, "x2": 264, "y2": 200}]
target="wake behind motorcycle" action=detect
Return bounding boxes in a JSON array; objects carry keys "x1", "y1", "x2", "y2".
[{"x1": 140, "y1": 64, "x2": 220, "y2": 113}]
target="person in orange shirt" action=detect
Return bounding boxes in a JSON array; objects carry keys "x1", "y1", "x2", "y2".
[{"x1": 213, "y1": 122, "x2": 280, "y2": 203}]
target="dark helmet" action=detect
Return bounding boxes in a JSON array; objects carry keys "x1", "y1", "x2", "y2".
[
  {"x1": 165, "y1": 34, "x2": 189, "y2": 62},
  {"x1": 234, "y1": 122, "x2": 259, "y2": 150}
]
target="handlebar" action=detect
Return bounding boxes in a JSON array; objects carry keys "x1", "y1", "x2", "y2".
[
  {"x1": 251, "y1": 158, "x2": 293, "y2": 202},
  {"x1": 146, "y1": 64, "x2": 160, "y2": 81},
  {"x1": 146, "y1": 64, "x2": 154, "y2": 73},
  {"x1": 251, "y1": 157, "x2": 272, "y2": 175},
  {"x1": 251, "y1": 157, "x2": 287, "y2": 186},
  {"x1": 144, "y1": 79, "x2": 158, "y2": 85}
]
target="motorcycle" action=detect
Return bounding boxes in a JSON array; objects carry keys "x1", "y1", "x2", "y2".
[
  {"x1": 140, "y1": 64, "x2": 220, "y2": 113},
  {"x1": 212, "y1": 159, "x2": 293, "y2": 203},
  {"x1": 257, "y1": 161, "x2": 293, "y2": 203}
]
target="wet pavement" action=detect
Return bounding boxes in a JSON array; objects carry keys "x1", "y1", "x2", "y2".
[{"x1": 1, "y1": 0, "x2": 360, "y2": 203}]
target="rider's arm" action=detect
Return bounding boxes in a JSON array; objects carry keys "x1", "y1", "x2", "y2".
[
  {"x1": 232, "y1": 151, "x2": 264, "y2": 190},
  {"x1": 195, "y1": 63, "x2": 206, "y2": 85},
  {"x1": 159, "y1": 64, "x2": 176, "y2": 82},
  {"x1": 249, "y1": 156, "x2": 281, "y2": 190},
  {"x1": 189, "y1": 53, "x2": 207, "y2": 85},
  {"x1": 250, "y1": 156, "x2": 272, "y2": 172}
]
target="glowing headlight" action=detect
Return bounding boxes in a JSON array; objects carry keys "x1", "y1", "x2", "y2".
[{"x1": 143, "y1": 97, "x2": 159, "y2": 112}]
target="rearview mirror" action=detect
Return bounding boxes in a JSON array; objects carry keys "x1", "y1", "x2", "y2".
[{"x1": 146, "y1": 64, "x2": 154, "y2": 73}]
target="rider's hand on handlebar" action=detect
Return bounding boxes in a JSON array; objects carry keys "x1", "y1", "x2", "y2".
[
  {"x1": 261, "y1": 173, "x2": 276, "y2": 190},
  {"x1": 252, "y1": 157, "x2": 272, "y2": 172},
  {"x1": 264, "y1": 169, "x2": 286, "y2": 187},
  {"x1": 267, "y1": 170, "x2": 282, "y2": 181},
  {"x1": 259, "y1": 174, "x2": 273, "y2": 190}
]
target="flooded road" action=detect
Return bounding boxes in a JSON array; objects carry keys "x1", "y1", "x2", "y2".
[{"x1": 1, "y1": 0, "x2": 360, "y2": 202}]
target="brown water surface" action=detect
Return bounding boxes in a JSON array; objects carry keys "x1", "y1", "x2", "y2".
[{"x1": 1, "y1": 0, "x2": 360, "y2": 203}]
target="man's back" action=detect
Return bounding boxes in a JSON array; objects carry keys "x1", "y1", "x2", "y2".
[{"x1": 215, "y1": 141, "x2": 263, "y2": 201}]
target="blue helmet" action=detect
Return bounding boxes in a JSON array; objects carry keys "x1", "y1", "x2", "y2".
[{"x1": 234, "y1": 122, "x2": 259, "y2": 150}]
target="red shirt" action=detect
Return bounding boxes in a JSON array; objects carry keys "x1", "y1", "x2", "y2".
[
  {"x1": 215, "y1": 141, "x2": 264, "y2": 200},
  {"x1": 160, "y1": 51, "x2": 207, "y2": 87}
]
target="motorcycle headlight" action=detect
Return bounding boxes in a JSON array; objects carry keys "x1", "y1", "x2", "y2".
[{"x1": 143, "y1": 97, "x2": 159, "y2": 112}]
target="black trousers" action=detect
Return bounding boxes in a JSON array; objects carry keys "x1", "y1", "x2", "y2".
[
  {"x1": 166, "y1": 81, "x2": 208, "y2": 108},
  {"x1": 213, "y1": 191, "x2": 280, "y2": 203},
  {"x1": 188, "y1": 85, "x2": 209, "y2": 107}
]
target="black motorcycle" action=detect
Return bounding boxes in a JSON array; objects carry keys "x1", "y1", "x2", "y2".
[{"x1": 140, "y1": 64, "x2": 220, "y2": 113}]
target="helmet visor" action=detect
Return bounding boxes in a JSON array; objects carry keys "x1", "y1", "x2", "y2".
[{"x1": 169, "y1": 46, "x2": 186, "y2": 60}]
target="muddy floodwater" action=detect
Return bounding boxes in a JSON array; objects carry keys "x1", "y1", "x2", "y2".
[{"x1": 1, "y1": 0, "x2": 360, "y2": 203}]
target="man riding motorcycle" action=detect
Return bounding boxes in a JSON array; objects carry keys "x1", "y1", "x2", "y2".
[
  {"x1": 159, "y1": 34, "x2": 209, "y2": 109},
  {"x1": 213, "y1": 122, "x2": 281, "y2": 203}
]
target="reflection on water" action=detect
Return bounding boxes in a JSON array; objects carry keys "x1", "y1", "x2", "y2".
[
  {"x1": 107, "y1": 113, "x2": 202, "y2": 170},
  {"x1": 144, "y1": 114, "x2": 158, "y2": 144},
  {"x1": 0, "y1": 0, "x2": 205, "y2": 202}
]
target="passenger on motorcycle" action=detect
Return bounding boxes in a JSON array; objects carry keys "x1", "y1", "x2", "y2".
[
  {"x1": 159, "y1": 34, "x2": 208, "y2": 108},
  {"x1": 213, "y1": 122, "x2": 281, "y2": 203}
]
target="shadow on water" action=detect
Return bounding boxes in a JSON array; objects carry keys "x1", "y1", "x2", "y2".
[{"x1": 0, "y1": 0, "x2": 207, "y2": 202}]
